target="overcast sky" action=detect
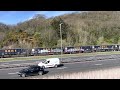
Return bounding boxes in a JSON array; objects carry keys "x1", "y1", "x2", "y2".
[{"x1": 0, "y1": 11, "x2": 80, "y2": 25}]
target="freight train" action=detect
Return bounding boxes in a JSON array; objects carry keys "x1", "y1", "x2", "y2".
[{"x1": 0, "y1": 44, "x2": 120, "y2": 58}]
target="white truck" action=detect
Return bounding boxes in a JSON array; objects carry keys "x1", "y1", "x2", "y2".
[{"x1": 38, "y1": 58, "x2": 61, "y2": 68}]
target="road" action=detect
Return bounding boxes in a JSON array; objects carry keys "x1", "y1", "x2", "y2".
[
  {"x1": 0, "y1": 54, "x2": 118, "y2": 65},
  {"x1": 0, "y1": 58, "x2": 120, "y2": 79}
]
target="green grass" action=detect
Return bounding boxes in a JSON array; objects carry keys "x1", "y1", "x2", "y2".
[{"x1": 0, "y1": 51, "x2": 120, "y2": 62}]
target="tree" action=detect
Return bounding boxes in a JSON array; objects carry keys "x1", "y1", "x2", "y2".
[
  {"x1": 50, "y1": 17, "x2": 69, "y2": 39},
  {"x1": 33, "y1": 32, "x2": 43, "y2": 47}
]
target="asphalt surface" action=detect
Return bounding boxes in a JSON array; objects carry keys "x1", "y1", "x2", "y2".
[
  {"x1": 0, "y1": 54, "x2": 115, "y2": 65},
  {"x1": 0, "y1": 54, "x2": 120, "y2": 67},
  {"x1": 1, "y1": 58, "x2": 120, "y2": 79}
]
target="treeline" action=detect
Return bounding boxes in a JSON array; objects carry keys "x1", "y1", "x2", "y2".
[{"x1": 0, "y1": 11, "x2": 120, "y2": 49}]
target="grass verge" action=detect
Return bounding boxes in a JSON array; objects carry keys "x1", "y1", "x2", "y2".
[{"x1": 0, "y1": 51, "x2": 120, "y2": 62}]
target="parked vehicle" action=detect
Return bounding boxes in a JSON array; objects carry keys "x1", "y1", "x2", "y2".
[
  {"x1": 38, "y1": 58, "x2": 61, "y2": 68},
  {"x1": 18, "y1": 65, "x2": 45, "y2": 77}
]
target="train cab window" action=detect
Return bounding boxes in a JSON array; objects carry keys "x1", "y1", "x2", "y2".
[
  {"x1": 11, "y1": 50, "x2": 14, "y2": 52},
  {"x1": 8, "y1": 50, "x2": 10, "y2": 52},
  {"x1": 5, "y1": 50, "x2": 7, "y2": 52}
]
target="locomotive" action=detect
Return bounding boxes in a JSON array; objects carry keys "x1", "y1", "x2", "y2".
[{"x1": 0, "y1": 48, "x2": 30, "y2": 58}]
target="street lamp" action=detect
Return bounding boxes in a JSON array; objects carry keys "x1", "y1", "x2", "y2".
[{"x1": 59, "y1": 23, "x2": 63, "y2": 61}]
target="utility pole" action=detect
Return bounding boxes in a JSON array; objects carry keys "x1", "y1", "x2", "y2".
[{"x1": 59, "y1": 23, "x2": 63, "y2": 62}]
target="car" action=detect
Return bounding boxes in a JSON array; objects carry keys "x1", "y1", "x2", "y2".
[{"x1": 18, "y1": 65, "x2": 45, "y2": 77}]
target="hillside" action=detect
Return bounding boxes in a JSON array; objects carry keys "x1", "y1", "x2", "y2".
[{"x1": 0, "y1": 11, "x2": 120, "y2": 49}]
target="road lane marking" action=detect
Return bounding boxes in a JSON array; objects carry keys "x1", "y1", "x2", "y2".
[
  {"x1": 57, "y1": 67, "x2": 67, "y2": 69},
  {"x1": 8, "y1": 72, "x2": 19, "y2": 74},
  {"x1": 2, "y1": 63, "x2": 9, "y2": 65},
  {"x1": 0, "y1": 67, "x2": 26, "y2": 70},
  {"x1": 95, "y1": 63, "x2": 102, "y2": 65},
  {"x1": 64, "y1": 58, "x2": 117, "y2": 64}
]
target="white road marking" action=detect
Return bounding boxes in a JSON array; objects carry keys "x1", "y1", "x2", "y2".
[
  {"x1": 8, "y1": 72, "x2": 19, "y2": 75},
  {"x1": 95, "y1": 64, "x2": 102, "y2": 66},
  {"x1": 0, "y1": 67, "x2": 25, "y2": 71},
  {"x1": 57, "y1": 67, "x2": 67, "y2": 69},
  {"x1": 35, "y1": 61, "x2": 41, "y2": 63},
  {"x1": 65, "y1": 58, "x2": 118, "y2": 64},
  {"x1": 2, "y1": 63, "x2": 9, "y2": 65}
]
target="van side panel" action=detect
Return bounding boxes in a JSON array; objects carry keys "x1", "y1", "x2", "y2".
[{"x1": 46, "y1": 58, "x2": 60, "y2": 67}]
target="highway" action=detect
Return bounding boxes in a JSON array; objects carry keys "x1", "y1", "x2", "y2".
[
  {"x1": 0, "y1": 54, "x2": 115, "y2": 65},
  {"x1": 0, "y1": 54, "x2": 119, "y2": 65},
  {"x1": 0, "y1": 58, "x2": 120, "y2": 79}
]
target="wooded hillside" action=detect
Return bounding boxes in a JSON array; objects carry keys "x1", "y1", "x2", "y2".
[{"x1": 0, "y1": 11, "x2": 120, "y2": 49}]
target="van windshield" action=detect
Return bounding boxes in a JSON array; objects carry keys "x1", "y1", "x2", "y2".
[{"x1": 42, "y1": 60, "x2": 46, "y2": 63}]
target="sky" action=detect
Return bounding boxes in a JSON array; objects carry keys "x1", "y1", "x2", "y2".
[{"x1": 0, "y1": 11, "x2": 80, "y2": 25}]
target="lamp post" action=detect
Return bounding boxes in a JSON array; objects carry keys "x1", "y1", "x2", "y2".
[{"x1": 59, "y1": 23, "x2": 63, "y2": 61}]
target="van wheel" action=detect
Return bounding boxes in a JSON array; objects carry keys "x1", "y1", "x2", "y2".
[
  {"x1": 22, "y1": 73, "x2": 26, "y2": 77},
  {"x1": 54, "y1": 64, "x2": 57, "y2": 68},
  {"x1": 38, "y1": 71, "x2": 43, "y2": 75}
]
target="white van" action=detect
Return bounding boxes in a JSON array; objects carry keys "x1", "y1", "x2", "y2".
[{"x1": 38, "y1": 58, "x2": 61, "y2": 68}]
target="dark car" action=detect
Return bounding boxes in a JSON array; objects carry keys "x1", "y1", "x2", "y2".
[{"x1": 18, "y1": 65, "x2": 45, "y2": 77}]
